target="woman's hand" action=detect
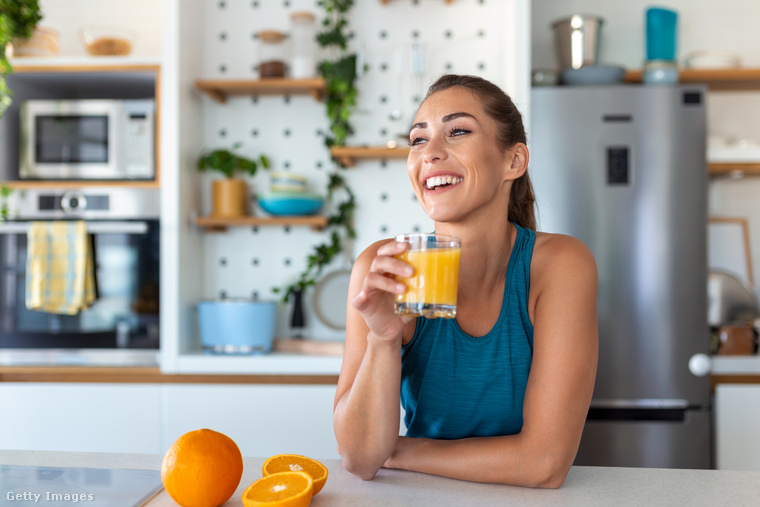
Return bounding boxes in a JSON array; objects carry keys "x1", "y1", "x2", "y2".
[{"x1": 351, "y1": 240, "x2": 414, "y2": 342}]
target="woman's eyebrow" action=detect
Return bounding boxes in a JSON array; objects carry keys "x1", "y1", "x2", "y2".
[
  {"x1": 409, "y1": 112, "x2": 477, "y2": 136},
  {"x1": 442, "y1": 112, "x2": 476, "y2": 123}
]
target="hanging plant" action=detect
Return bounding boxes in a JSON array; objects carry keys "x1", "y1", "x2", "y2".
[
  {"x1": 273, "y1": 0, "x2": 359, "y2": 302},
  {"x1": 0, "y1": 184, "x2": 11, "y2": 222},
  {"x1": 0, "y1": 0, "x2": 43, "y2": 116}
]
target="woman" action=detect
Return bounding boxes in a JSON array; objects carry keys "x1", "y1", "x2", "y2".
[{"x1": 333, "y1": 74, "x2": 598, "y2": 488}]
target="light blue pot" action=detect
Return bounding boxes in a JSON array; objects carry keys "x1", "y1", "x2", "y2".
[{"x1": 198, "y1": 300, "x2": 276, "y2": 354}]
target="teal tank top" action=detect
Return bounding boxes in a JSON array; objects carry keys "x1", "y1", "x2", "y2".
[{"x1": 400, "y1": 223, "x2": 535, "y2": 439}]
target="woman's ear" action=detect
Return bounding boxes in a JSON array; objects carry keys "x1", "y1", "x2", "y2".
[{"x1": 505, "y1": 142, "x2": 529, "y2": 181}]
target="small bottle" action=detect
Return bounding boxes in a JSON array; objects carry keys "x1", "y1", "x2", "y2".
[
  {"x1": 258, "y1": 30, "x2": 287, "y2": 78},
  {"x1": 289, "y1": 11, "x2": 317, "y2": 79}
]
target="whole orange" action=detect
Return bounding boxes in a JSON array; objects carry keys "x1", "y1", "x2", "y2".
[{"x1": 161, "y1": 428, "x2": 244, "y2": 507}]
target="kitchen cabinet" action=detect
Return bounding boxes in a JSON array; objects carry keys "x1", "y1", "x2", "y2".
[
  {"x1": 162, "y1": 384, "x2": 339, "y2": 459},
  {"x1": 0, "y1": 61, "x2": 162, "y2": 188},
  {"x1": 0, "y1": 380, "x2": 339, "y2": 458},
  {"x1": 715, "y1": 383, "x2": 760, "y2": 471},
  {"x1": 0, "y1": 383, "x2": 162, "y2": 454}
]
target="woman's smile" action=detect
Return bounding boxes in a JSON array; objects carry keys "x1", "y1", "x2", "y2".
[{"x1": 424, "y1": 173, "x2": 464, "y2": 191}]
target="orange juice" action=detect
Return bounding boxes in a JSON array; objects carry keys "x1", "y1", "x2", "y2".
[{"x1": 394, "y1": 234, "x2": 460, "y2": 319}]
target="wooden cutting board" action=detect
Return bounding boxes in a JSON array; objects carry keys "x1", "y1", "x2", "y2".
[{"x1": 273, "y1": 338, "x2": 345, "y2": 356}]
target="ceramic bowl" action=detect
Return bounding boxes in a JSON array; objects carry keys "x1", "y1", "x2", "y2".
[
  {"x1": 80, "y1": 25, "x2": 137, "y2": 56},
  {"x1": 258, "y1": 192, "x2": 323, "y2": 216},
  {"x1": 561, "y1": 64, "x2": 626, "y2": 85}
]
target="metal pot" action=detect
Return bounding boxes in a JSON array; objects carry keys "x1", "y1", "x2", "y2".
[
  {"x1": 198, "y1": 299, "x2": 277, "y2": 354},
  {"x1": 551, "y1": 14, "x2": 604, "y2": 70},
  {"x1": 707, "y1": 271, "x2": 759, "y2": 327}
]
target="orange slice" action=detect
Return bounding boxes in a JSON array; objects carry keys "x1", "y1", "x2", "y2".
[
  {"x1": 241, "y1": 471, "x2": 313, "y2": 507},
  {"x1": 262, "y1": 454, "x2": 328, "y2": 496}
]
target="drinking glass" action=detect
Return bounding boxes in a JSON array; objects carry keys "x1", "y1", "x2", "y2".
[{"x1": 394, "y1": 233, "x2": 461, "y2": 319}]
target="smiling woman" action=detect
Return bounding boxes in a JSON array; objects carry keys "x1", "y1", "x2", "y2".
[{"x1": 333, "y1": 74, "x2": 599, "y2": 488}]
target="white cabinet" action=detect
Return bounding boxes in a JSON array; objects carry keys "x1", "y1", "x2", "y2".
[
  {"x1": 716, "y1": 384, "x2": 760, "y2": 470},
  {"x1": 0, "y1": 383, "x2": 162, "y2": 454},
  {"x1": 0, "y1": 383, "x2": 339, "y2": 459},
  {"x1": 162, "y1": 384, "x2": 339, "y2": 460}
]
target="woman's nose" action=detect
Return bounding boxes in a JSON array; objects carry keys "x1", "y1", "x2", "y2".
[{"x1": 422, "y1": 136, "x2": 447, "y2": 164}]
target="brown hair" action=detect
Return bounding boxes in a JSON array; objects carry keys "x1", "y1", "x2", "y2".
[{"x1": 424, "y1": 74, "x2": 536, "y2": 231}]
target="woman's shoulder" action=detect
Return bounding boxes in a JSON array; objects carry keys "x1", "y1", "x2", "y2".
[{"x1": 531, "y1": 231, "x2": 597, "y2": 284}]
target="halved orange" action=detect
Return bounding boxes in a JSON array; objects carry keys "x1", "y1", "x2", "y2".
[
  {"x1": 262, "y1": 454, "x2": 328, "y2": 496},
  {"x1": 241, "y1": 471, "x2": 313, "y2": 507}
]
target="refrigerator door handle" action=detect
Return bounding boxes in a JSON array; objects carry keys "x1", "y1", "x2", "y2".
[{"x1": 587, "y1": 399, "x2": 692, "y2": 422}]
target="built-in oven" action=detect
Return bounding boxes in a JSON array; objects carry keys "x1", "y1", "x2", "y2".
[{"x1": 0, "y1": 188, "x2": 160, "y2": 366}]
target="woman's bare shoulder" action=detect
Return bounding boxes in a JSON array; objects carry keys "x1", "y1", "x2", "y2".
[{"x1": 531, "y1": 231, "x2": 597, "y2": 284}]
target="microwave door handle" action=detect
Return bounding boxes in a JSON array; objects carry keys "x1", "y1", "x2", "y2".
[{"x1": 0, "y1": 221, "x2": 149, "y2": 235}]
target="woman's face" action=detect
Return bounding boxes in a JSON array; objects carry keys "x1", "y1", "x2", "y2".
[{"x1": 407, "y1": 86, "x2": 514, "y2": 224}]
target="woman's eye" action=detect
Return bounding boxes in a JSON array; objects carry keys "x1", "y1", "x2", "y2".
[
  {"x1": 409, "y1": 137, "x2": 427, "y2": 146},
  {"x1": 450, "y1": 127, "x2": 470, "y2": 136}
]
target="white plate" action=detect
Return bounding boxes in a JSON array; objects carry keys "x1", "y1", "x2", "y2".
[
  {"x1": 684, "y1": 50, "x2": 741, "y2": 69},
  {"x1": 312, "y1": 269, "x2": 352, "y2": 330}
]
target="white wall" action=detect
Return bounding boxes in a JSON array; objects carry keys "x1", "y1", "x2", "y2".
[
  {"x1": 533, "y1": 0, "x2": 760, "y2": 301},
  {"x1": 38, "y1": 0, "x2": 162, "y2": 57}
]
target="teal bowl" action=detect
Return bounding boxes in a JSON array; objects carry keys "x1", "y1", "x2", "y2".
[{"x1": 258, "y1": 192, "x2": 324, "y2": 216}]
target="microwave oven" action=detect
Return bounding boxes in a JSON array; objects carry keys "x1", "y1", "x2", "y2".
[{"x1": 19, "y1": 99, "x2": 155, "y2": 180}]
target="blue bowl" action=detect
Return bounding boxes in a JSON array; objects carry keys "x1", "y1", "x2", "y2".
[{"x1": 258, "y1": 192, "x2": 324, "y2": 216}]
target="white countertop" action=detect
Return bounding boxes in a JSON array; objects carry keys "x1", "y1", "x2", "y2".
[
  {"x1": 2, "y1": 450, "x2": 760, "y2": 506},
  {"x1": 711, "y1": 355, "x2": 760, "y2": 375}
]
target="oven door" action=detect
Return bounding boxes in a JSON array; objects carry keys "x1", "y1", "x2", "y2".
[{"x1": 0, "y1": 220, "x2": 159, "y2": 352}]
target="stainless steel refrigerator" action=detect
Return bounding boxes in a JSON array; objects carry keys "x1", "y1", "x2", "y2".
[{"x1": 530, "y1": 85, "x2": 711, "y2": 469}]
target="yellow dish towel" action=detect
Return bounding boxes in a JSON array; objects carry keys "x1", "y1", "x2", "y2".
[{"x1": 25, "y1": 221, "x2": 96, "y2": 315}]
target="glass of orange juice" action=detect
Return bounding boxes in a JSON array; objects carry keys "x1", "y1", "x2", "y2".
[{"x1": 394, "y1": 233, "x2": 461, "y2": 319}]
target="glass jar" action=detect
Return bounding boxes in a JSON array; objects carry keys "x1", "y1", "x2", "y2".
[
  {"x1": 289, "y1": 11, "x2": 317, "y2": 79},
  {"x1": 643, "y1": 59, "x2": 678, "y2": 85},
  {"x1": 258, "y1": 30, "x2": 287, "y2": 78}
]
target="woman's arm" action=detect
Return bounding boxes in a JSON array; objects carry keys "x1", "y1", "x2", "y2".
[
  {"x1": 383, "y1": 235, "x2": 598, "y2": 488},
  {"x1": 333, "y1": 239, "x2": 414, "y2": 480}
]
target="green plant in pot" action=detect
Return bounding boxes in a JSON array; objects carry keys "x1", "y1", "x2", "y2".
[
  {"x1": 197, "y1": 144, "x2": 270, "y2": 218},
  {"x1": 0, "y1": 0, "x2": 43, "y2": 117}
]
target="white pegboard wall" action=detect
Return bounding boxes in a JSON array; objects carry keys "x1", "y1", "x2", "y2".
[{"x1": 198, "y1": 0, "x2": 523, "y2": 340}]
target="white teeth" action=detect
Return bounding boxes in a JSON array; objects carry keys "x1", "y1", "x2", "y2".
[{"x1": 425, "y1": 176, "x2": 463, "y2": 189}]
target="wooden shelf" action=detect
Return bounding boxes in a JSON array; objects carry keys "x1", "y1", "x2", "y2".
[
  {"x1": 12, "y1": 59, "x2": 162, "y2": 73},
  {"x1": 380, "y1": 0, "x2": 455, "y2": 3},
  {"x1": 195, "y1": 215, "x2": 328, "y2": 232},
  {"x1": 709, "y1": 163, "x2": 760, "y2": 176},
  {"x1": 195, "y1": 78, "x2": 326, "y2": 103},
  {"x1": 330, "y1": 146, "x2": 410, "y2": 167},
  {"x1": 1, "y1": 180, "x2": 159, "y2": 189},
  {"x1": 624, "y1": 67, "x2": 760, "y2": 90}
]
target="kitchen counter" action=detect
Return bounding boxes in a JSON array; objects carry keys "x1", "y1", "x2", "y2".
[
  {"x1": 711, "y1": 355, "x2": 760, "y2": 375},
  {"x1": 3, "y1": 450, "x2": 760, "y2": 506}
]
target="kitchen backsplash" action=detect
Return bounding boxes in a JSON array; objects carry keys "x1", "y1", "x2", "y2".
[{"x1": 198, "y1": 0, "x2": 520, "y2": 340}]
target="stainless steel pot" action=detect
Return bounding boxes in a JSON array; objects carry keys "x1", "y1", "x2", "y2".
[
  {"x1": 551, "y1": 14, "x2": 604, "y2": 70},
  {"x1": 708, "y1": 270, "x2": 759, "y2": 327}
]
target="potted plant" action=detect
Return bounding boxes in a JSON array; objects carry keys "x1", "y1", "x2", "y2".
[
  {"x1": 0, "y1": 0, "x2": 43, "y2": 116},
  {"x1": 197, "y1": 144, "x2": 270, "y2": 218}
]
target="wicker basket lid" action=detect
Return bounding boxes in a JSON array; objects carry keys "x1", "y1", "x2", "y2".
[{"x1": 258, "y1": 30, "x2": 286, "y2": 43}]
